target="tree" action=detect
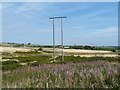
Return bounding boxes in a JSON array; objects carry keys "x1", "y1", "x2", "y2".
[
  {"x1": 84, "y1": 45, "x2": 93, "y2": 50},
  {"x1": 28, "y1": 43, "x2": 31, "y2": 45}
]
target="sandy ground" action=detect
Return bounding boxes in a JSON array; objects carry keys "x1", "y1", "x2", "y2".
[
  {"x1": 0, "y1": 46, "x2": 113, "y2": 53},
  {"x1": 43, "y1": 48, "x2": 113, "y2": 54},
  {"x1": 43, "y1": 48, "x2": 118, "y2": 57},
  {"x1": 0, "y1": 46, "x2": 118, "y2": 58},
  {"x1": 0, "y1": 46, "x2": 32, "y2": 53}
]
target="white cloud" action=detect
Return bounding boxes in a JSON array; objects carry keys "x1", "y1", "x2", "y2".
[
  {"x1": 57, "y1": 5, "x2": 89, "y2": 15},
  {"x1": 83, "y1": 9, "x2": 112, "y2": 18},
  {"x1": 2, "y1": 2, "x2": 47, "y2": 14},
  {"x1": 81, "y1": 27, "x2": 118, "y2": 39},
  {"x1": 69, "y1": 27, "x2": 118, "y2": 46},
  {"x1": 91, "y1": 17, "x2": 110, "y2": 21},
  {"x1": 14, "y1": 3, "x2": 44, "y2": 13}
]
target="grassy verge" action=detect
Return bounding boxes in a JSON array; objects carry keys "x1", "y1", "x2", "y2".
[
  {"x1": 2, "y1": 61, "x2": 21, "y2": 71},
  {"x1": 2, "y1": 55, "x2": 51, "y2": 71},
  {"x1": 2, "y1": 55, "x2": 119, "y2": 71},
  {"x1": 55, "y1": 56, "x2": 118, "y2": 63}
]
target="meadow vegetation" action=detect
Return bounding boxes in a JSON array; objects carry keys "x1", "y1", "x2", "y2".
[
  {"x1": 2, "y1": 61, "x2": 120, "y2": 88},
  {"x1": 1, "y1": 45, "x2": 119, "y2": 88}
]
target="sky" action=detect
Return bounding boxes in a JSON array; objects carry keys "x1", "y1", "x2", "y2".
[{"x1": 2, "y1": 2, "x2": 118, "y2": 46}]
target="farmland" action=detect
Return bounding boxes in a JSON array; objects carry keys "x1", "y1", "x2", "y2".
[
  {"x1": 1, "y1": 44, "x2": 120, "y2": 88},
  {"x1": 2, "y1": 1, "x2": 119, "y2": 89}
]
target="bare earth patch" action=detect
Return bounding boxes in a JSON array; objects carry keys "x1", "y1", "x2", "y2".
[{"x1": 0, "y1": 46, "x2": 31, "y2": 53}]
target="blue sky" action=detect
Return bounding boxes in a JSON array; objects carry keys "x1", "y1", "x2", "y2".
[{"x1": 2, "y1": 2, "x2": 118, "y2": 46}]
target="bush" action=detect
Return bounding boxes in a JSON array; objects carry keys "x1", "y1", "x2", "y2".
[
  {"x1": 84, "y1": 45, "x2": 94, "y2": 50},
  {"x1": 2, "y1": 61, "x2": 21, "y2": 71},
  {"x1": 111, "y1": 49, "x2": 116, "y2": 52},
  {"x1": 38, "y1": 47, "x2": 43, "y2": 51}
]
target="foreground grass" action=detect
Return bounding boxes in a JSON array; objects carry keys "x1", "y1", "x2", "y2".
[
  {"x1": 2, "y1": 51, "x2": 119, "y2": 88},
  {"x1": 2, "y1": 61, "x2": 120, "y2": 88}
]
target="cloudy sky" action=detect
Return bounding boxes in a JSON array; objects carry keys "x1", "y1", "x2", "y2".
[{"x1": 2, "y1": 2, "x2": 118, "y2": 46}]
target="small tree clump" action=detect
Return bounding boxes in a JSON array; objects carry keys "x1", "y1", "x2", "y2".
[{"x1": 38, "y1": 47, "x2": 43, "y2": 51}]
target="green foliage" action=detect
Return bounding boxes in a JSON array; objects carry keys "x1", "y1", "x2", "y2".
[
  {"x1": 2, "y1": 55, "x2": 52, "y2": 71},
  {"x1": 56, "y1": 56, "x2": 118, "y2": 63},
  {"x1": 68, "y1": 45, "x2": 117, "y2": 52},
  {"x1": 2, "y1": 55, "x2": 118, "y2": 71},
  {"x1": 111, "y1": 49, "x2": 116, "y2": 52},
  {"x1": 2, "y1": 61, "x2": 21, "y2": 71},
  {"x1": 69, "y1": 46, "x2": 84, "y2": 49},
  {"x1": 84, "y1": 45, "x2": 93, "y2": 50},
  {"x1": 38, "y1": 47, "x2": 43, "y2": 51}
]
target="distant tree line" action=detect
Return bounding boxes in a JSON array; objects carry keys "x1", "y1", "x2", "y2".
[
  {"x1": 1, "y1": 42, "x2": 118, "y2": 52},
  {"x1": 69, "y1": 45, "x2": 117, "y2": 52}
]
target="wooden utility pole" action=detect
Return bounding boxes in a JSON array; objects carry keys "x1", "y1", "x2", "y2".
[{"x1": 49, "y1": 16, "x2": 66, "y2": 63}]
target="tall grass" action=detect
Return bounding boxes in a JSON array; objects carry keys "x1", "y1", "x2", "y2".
[{"x1": 2, "y1": 61, "x2": 120, "y2": 88}]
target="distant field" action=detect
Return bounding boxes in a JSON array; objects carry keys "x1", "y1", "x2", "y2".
[
  {"x1": 1, "y1": 46, "x2": 118, "y2": 57},
  {"x1": 1, "y1": 46, "x2": 119, "y2": 70},
  {"x1": 0, "y1": 46, "x2": 34, "y2": 53}
]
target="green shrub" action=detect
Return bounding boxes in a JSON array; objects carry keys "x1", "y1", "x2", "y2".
[
  {"x1": 111, "y1": 49, "x2": 116, "y2": 52},
  {"x1": 56, "y1": 56, "x2": 117, "y2": 63},
  {"x1": 38, "y1": 47, "x2": 43, "y2": 51},
  {"x1": 2, "y1": 61, "x2": 21, "y2": 71}
]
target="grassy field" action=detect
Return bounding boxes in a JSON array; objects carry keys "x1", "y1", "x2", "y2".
[
  {"x1": 1, "y1": 46, "x2": 120, "y2": 88},
  {"x1": 2, "y1": 61, "x2": 120, "y2": 88}
]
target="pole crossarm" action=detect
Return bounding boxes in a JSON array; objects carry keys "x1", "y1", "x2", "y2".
[{"x1": 49, "y1": 16, "x2": 67, "y2": 19}]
